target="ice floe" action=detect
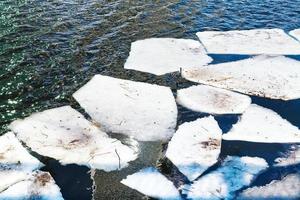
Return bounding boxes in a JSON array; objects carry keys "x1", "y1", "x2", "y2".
[
  {"x1": 290, "y1": 29, "x2": 300, "y2": 41},
  {"x1": 183, "y1": 156, "x2": 268, "y2": 200},
  {"x1": 237, "y1": 174, "x2": 300, "y2": 200},
  {"x1": 181, "y1": 55, "x2": 300, "y2": 100},
  {"x1": 0, "y1": 132, "x2": 43, "y2": 192},
  {"x1": 176, "y1": 85, "x2": 251, "y2": 114},
  {"x1": 196, "y1": 28, "x2": 300, "y2": 55},
  {"x1": 121, "y1": 167, "x2": 181, "y2": 200},
  {"x1": 274, "y1": 144, "x2": 300, "y2": 167},
  {"x1": 0, "y1": 171, "x2": 64, "y2": 200},
  {"x1": 222, "y1": 104, "x2": 300, "y2": 143},
  {"x1": 166, "y1": 116, "x2": 222, "y2": 181},
  {"x1": 9, "y1": 106, "x2": 138, "y2": 171},
  {"x1": 124, "y1": 38, "x2": 212, "y2": 75},
  {"x1": 73, "y1": 75, "x2": 177, "y2": 141}
]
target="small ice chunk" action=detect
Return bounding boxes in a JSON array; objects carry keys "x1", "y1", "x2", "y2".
[
  {"x1": 176, "y1": 85, "x2": 251, "y2": 114},
  {"x1": 9, "y1": 106, "x2": 138, "y2": 171},
  {"x1": 237, "y1": 174, "x2": 300, "y2": 200},
  {"x1": 124, "y1": 38, "x2": 212, "y2": 75},
  {"x1": 196, "y1": 28, "x2": 300, "y2": 55},
  {"x1": 166, "y1": 116, "x2": 222, "y2": 181},
  {"x1": 183, "y1": 156, "x2": 268, "y2": 200},
  {"x1": 73, "y1": 75, "x2": 177, "y2": 141},
  {"x1": 121, "y1": 167, "x2": 181, "y2": 200},
  {"x1": 0, "y1": 132, "x2": 43, "y2": 192},
  {"x1": 222, "y1": 104, "x2": 300, "y2": 143},
  {"x1": 290, "y1": 29, "x2": 300, "y2": 41},
  {"x1": 0, "y1": 171, "x2": 64, "y2": 200},
  {"x1": 182, "y1": 55, "x2": 300, "y2": 100},
  {"x1": 274, "y1": 144, "x2": 300, "y2": 167}
]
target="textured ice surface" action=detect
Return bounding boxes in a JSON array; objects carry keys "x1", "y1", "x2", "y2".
[
  {"x1": 73, "y1": 75, "x2": 177, "y2": 141},
  {"x1": 124, "y1": 38, "x2": 212, "y2": 75},
  {"x1": 0, "y1": 171, "x2": 64, "y2": 200},
  {"x1": 183, "y1": 156, "x2": 268, "y2": 200},
  {"x1": 166, "y1": 116, "x2": 222, "y2": 181},
  {"x1": 182, "y1": 55, "x2": 300, "y2": 100},
  {"x1": 0, "y1": 132, "x2": 43, "y2": 192},
  {"x1": 9, "y1": 106, "x2": 138, "y2": 171},
  {"x1": 121, "y1": 167, "x2": 181, "y2": 200},
  {"x1": 176, "y1": 85, "x2": 251, "y2": 114},
  {"x1": 223, "y1": 104, "x2": 300, "y2": 143},
  {"x1": 196, "y1": 28, "x2": 300, "y2": 55},
  {"x1": 290, "y1": 29, "x2": 300, "y2": 41},
  {"x1": 274, "y1": 144, "x2": 300, "y2": 167}
]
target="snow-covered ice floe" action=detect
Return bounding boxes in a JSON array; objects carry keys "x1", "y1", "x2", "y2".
[
  {"x1": 166, "y1": 116, "x2": 222, "y2": 181},
  {"x1": 237, "y1": 174, "x2": 300, "y2": 200},
  {"x1": 196, "y1": 28, "x2": 300, "y2": 55},
  {"x1": 176, "y1": 85, "x2": 251, "y2": 114},
  {"x1": 9, "y1": 106, "x2": 138, "y2": 171},
  {"x1": 181, "y1": 55, "x2": 300, "y2": 100},
  {"x1": 222, "y1": 104, "x2": 300, "y2": 143},
  {"x1": 73, "y1": 75, "x2": 177, "y2": 141},
  {"x1": 0, "y1": 132, "x2": 43, "y2": 192},
  {"x1": 0, "y1": 171, "x2": 64, "y2": 200},
  {"x1": 182, "y1": 156, "x2": 268, "y2": 200},
  {"x1": 124, "y1": 38, "x2": 212, "y2": 75},
  {"x1": 290, "y1": 29, "x2": 300, "y2": 41},
  {"x1": 274, "y1": 144, "x2": 300, "y2": 167},
  {"x1": 121, "y1": 167, "x2": 181, "y2": 200}
]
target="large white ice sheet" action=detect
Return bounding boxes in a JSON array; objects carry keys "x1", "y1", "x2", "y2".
[
  {"x1": 0, "y1": 132, "x2": 43, "y2": 192},
  {"x1": 176, "y1": 85, "x2": 251, "y2": 114},
  {"x1": 9, "y1": 106, "x2": 138, "y2": 171},
  {"x1": 121, "y1": 167, "x2": 181, "y2": 200},
  {"x1": 0, "y1": 171, "x2": 64, "y2": 200},
  {"x1": 196, "y1": 29, "x2": 300, "y2": 55},
  {"x1": 183, "y1": 156, "x2": 268, "y2": 200},
  {"x1": 124, "y1": 38, "x2": 212, "y2": 75},
  {"x1": 290, "y1": 29, "x2": 300, "y2": 41},
  {"x1": 222, "y1": 104, "x2": 300, "y2": 143},
  {"x1": 73, "y1": 75, "x2": 177, "y2": 141},
  {"x1": 182, "y1": 55, "x2": 300, "y2": 100},
  {"x1": 166, "y1": 116, "x2": 222, "y2": 181}
]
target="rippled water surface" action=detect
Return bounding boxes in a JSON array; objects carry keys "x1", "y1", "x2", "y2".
[{"x1": 1, "y1": 0, "x2": 300, "y2": 199}]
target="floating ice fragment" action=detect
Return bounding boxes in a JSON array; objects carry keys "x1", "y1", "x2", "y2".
[
  {"x1": 9, "y1": 106, "x2": 138, "y2": 171},
  {"x1": 237, "y1": 174, "x2": 300, "y2": 200},
  {"x1": 121, "y1": 167, "x2": 181, "y2": 200},
  {"x1": 177, "y1": 85, "x2": 251, "y2": 114},
  {"x1": 73, "y1": 75, "x2": 177, "y2": 141},
  {"x1": 124, "y1": 38, "x2": 212, "y2": 75},
  {"x1": 182, "y1": 55, "x2": 300, "y2": 100},
  {"x1": 166, "y1": 116, "x2": 222, "y2": 181},
  {"x1": 222, "y1": 104, "x2": 300, "y2": 143},
  {"x1": 0, "y1": 171, "x2": 64, "y2": 200},
  {"x1": 290, "y1": 29, "x2": 300, "y2": 41},
  {"x1": 196, "y1": 28, "x2": 300, "y2": 55},
  {"x1": 0, "y1": 132, "x2": 43, "y2": 192},
  {"x1": 183, "y1": 156, "x2": 268, "y2": 200},
  {"x1": 274, "y1": 144, "x2": 300, "y2": 167}
]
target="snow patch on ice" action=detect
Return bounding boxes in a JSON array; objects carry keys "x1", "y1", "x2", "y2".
[
  {"x1": 274, "y1": 144, "x2": 300, "y2": 167},
  {"x1": 290, "y1": 29, "x2": 300, "y2": 42}
]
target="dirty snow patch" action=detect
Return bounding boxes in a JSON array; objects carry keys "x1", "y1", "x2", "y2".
[
  {"x1": 9, "y1": 106, "x2": 138, "y2": 171},
  {"x1": 274, "y1": 144, "x2": 300, "y2": 167},
  {"x1": 166, "y1": 116, "x2": 222, "y2": 181},
  {"x1": 290, "y1": 29, "x2": 300, "y2": 41},
  {"x1": 73, "y1": 75, "x2": 177, "y2": 141}
]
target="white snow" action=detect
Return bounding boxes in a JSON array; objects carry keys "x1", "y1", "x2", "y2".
[
  {"x1": 166, "y1": 116, "x2": 222, "y2": 181},
  {"x1": 290, "y1": 29, "x2": 300, "y2": 41},
  {"x1": 0, "y1": 171, "x2": 64, "y2": 200},
  {"x1": 73, "y1": 75, "x2": 177, "y2": 141},
  {"x1": 222, "y1": 104, "x2": 300, "y2": 143},
  {"x1": 237, "y1": 174, "x2": 300, "y2": 200},
  {"x1": 183, "y1": 156, "x2": 268, "y2": 200},
  {"x1": 176, "y1": 85, "x2": 251, "y2": 114},
  {"x1": 274, "y1": 144, "x2": 300, "y2": 167},
  {"x1": 181, "y1": 55, "x2": 300, "y2": 100},
  {"x1": 121, "y1": 167, "x2": 181, "y2": 200},
  {"x1": 196, "y1": 28, "x2": 300, "y2": 55},
  {"x1": 0, "y1": 132, "x2": 43, "y2": 192},
  {"x1": 124, "y1": 38, "x2": 212, "y2": 75},
  {"x1": 9, "y1": 106, "x2": 138, "y2": 171}
]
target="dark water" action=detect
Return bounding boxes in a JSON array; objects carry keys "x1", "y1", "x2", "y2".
[{"x1": 1, "y1": 0, "x2": 300, "y2": 199}]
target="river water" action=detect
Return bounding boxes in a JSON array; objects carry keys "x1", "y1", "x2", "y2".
[{"x1": 1, "y1": 1, "x2": 300, "y2": 199}]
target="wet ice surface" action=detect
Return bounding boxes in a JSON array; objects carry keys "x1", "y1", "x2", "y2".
[
  {"x1": 124, "y1": 38, "x2": 212, "y2": 75},
  {"x1": 196, "y1": 29, "x2": 300, "y2": 55},
  {"x1": 290, "y1": 29, "x2": 300, "y2": 41}
]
